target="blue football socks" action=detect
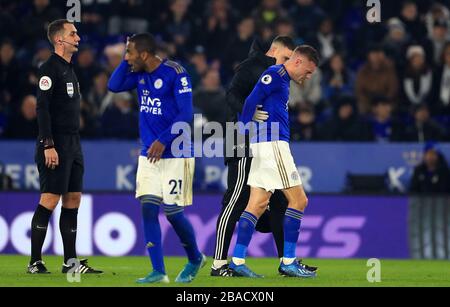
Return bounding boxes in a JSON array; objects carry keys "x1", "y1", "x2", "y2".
[
  {"x1": 164, "y1": 204, "x2": 202, "y2": 264},
  {"x1": 283, "y1": 208, "x2": 304, "y2": 260},
  {"x1": 140, "y1": 196, "x2": 165, "y2": 274},
  {"x1": 233, "y1": 211, "x2": 258, "y2": 260}
]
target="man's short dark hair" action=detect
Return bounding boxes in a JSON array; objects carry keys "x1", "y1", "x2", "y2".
[
  {"x1": 413, "y1": 103, "x2": 429, "y2": 113},
  {"x1": 275, "y1": 17, "x2": 294, "y2": 28},
  {"x1": 402, "y1": 0, "x2": 416, "y2": 9},
  {"x1": 47, "y1": 19, "x2": 73, "y2": 45},
  {"x1": 129, "y1": 33, "x2": 157, "y2": 55},
  {"x1": 0, "y1": 38, "x2": 15, "y2": 49},
  {"x1": 294, "y1": 45, "x2": 320, "y2": 66},
  {"x1": 272, "y1": 35, "x2": 295, "y2": 51},
  {"x1": 371, "y1": 95, "x2": 391, "y2": 106}
]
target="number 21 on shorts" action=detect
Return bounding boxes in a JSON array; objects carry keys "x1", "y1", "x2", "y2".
[{"x1": 169, "y1": 179, "x2": 182, "y2": 195}]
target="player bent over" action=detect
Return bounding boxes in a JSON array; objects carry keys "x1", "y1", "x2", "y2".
[
  {"x1": 108, "y1": 33, "x2": 205, "y2": 283},
  {"x1": 229, "y1": 46, "x2": 319, "y2": 278}
]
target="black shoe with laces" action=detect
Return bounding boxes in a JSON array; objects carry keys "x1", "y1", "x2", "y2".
[
  {"x1": 61, "y1": 259, "x2": 103, "y2": 274},
  {"x1": 210, "y1": 264, "x2": 233, "y2": 277},
  {"x1": 299, "y1": 259, "x2": 318, "y2": 272},
  {"x1": 278, "y1": 259, "x2": 318, "y2": 276},
  {"x1": 27, "y1": 260, "x2": 50, "y2": 274}
]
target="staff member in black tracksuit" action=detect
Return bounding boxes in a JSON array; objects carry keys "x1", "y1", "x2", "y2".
[
  {"x1": 27, "y1": 19, "x2": 101, "y2": 274},
  {"x1": 211, "y1": 36, "x2": 317, "y2": 276}
]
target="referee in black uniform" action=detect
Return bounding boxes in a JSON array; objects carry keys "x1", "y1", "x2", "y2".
[
  {"x1": 211, "y1": 36, "x2": 317, "y2": 276},
  {"x1": 27, "y1": 19, "x2": 101, "y2": 274}
]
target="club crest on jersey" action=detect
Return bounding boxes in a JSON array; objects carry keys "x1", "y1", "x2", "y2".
[
  {"x1": 154, "y1": 79, "x2": 163, "y2": 89},
  {"x1": 39, "y1": 76, "x2": 52, "y2": 91},
  {"x1": 261, "y1": 74, "x2": 272, "y2": 85},
  {"x1": 66, "y1": 82, "x2": 74, "y2": 97}
]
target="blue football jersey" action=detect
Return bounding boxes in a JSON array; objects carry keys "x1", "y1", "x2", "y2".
[
  {"x1": 240, "y1": 64, "x2": 291, "y2": 143},
  {"x1": 108, "y1": 59, "x2": 193, "y2": 158}
]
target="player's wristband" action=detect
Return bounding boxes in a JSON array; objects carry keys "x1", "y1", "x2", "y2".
[{"x1": 40, "y1": 138, "x2": 55, "y2": 150}]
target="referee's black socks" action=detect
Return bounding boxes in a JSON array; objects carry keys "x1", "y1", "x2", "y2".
[
  {"x1": 60, "y1": 207, "x2": 78, "y2": 264},
  {"x1": 30, "y1": 204, "x2": 53, "y2": 264}
]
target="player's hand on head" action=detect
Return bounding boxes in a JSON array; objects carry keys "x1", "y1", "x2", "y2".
[
  {"x1": 147, "y1": 140, "x2": 165, "y2": 163},
  {"x1": 252, "y1": 105, "x2": 269, "y2": 123},
  {"x1": 44, "y1": 148, "x2": 59, "y2": 170},
  {"x1": 124, "y1": 36, "x2": 132, "y2": 59}
]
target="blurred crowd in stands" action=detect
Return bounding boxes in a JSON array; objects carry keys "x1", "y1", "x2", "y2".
[{"x1": 1, "y1": 0, "x2": 450, "y2": 142}]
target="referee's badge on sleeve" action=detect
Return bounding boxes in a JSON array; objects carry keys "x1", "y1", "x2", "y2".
[
  {"x1": 39, "y1": 76, "x2": 52, "y2": 91},
  {"x1": 66, "y1": 83, "x2": 74, "y2": 97}
]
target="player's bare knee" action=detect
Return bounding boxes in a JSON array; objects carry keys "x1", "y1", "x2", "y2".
[
  {"x1": 290, "y1": 195, "x2": 308, "y2": 211},
  {"x1": 62, "y1": 193, "x2": 81, "y2": 209},
  {"x1": 300, "y1": 195, "x2": 309, "y2": 211},
  {"x1": 39, "y1": 194, "x2": 60, "y2": 210},
  {"x1": 247, "y1": 199, "x2": 269, "y2": 217}
]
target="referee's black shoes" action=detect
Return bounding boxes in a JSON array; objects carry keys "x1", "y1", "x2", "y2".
[
  {"x1": 210, "y1": 264, "x2": 233, "y2": 277},
  {"x1": 27, "y1": 260, "x2": 50, "y2": 274},
  {"x1": 62, "y1": 258, "x2": 103, "y2": 274}
]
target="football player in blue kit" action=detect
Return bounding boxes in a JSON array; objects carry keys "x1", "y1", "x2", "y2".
[
  {"x1": 108, "y1": 33, "x2": 205, "y2": 284},
  {"x1": 229, "y1": 45, "x2": 320, "y2": 278}
]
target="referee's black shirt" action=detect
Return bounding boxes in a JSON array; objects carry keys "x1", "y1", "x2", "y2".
[
  {"x1": 36, "y1": 52, "x2": 81, "y2": 140},
  {"x1": 224, "y1": 39, "x2": 275, "y2": 165}
]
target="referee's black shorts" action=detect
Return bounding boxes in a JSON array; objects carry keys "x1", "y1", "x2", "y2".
[{"x1": 35, "y1": 134, "x2": 84, "y2": 195}]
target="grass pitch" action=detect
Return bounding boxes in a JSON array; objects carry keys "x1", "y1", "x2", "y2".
[{"x1": 0, "y1": 255, "x2": 449, "y2": 287}]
